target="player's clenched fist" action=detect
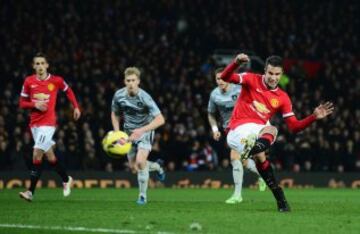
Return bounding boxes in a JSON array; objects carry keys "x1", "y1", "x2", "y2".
[
  {"x1": 212, "y1": 131, "x2": 221, "y2": 141},
  {"x1": 235, "y1": 53, "x2": 250, "y2": 65}
]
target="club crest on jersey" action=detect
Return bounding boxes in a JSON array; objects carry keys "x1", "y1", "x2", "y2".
[
  {"x1": 232, "y1": 95, "x2": 238, "y2": 101},
  {"x1": 48, "y1": 83, "x2": 55, "y2": 91},
  {"x1": 270, "y1": 98, "x2": 279, "y2": 108},
  {"x1": 137, "y1": 102, "x2": 143, "y2": 107}
]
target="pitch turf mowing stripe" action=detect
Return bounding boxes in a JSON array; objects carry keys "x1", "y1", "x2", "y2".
[{"x1": 0, "y1": 223, "x2": 175, "y2": 234}]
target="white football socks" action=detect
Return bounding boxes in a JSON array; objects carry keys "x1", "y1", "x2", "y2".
[
  {"x1": 246, "y1": 158, "x2": 260, "y2": 176},
  {"x1": 137, "y1": 168, "x2": 149, "y2": 198},
  {"x1": 231, "y1": 159, "x2": 244, "y2": 197}
]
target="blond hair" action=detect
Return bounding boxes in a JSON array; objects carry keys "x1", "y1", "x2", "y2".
[{"x1": 124, "y1": 67, "x2": 141, "y2": 79}]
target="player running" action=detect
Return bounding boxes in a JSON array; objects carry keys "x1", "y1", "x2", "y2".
[
  {"x1": 221, "y1": 54, "x2": 334, "y2": 212},
  {"x1": 111, "y1": 67, "x2": 165, "y2": 205},
  {"x1": 208, "y1": 68, "x2": 266, "y2": 204},
  {"x1": 19, "y1": 53, "x2": 81, "y2": 202}
]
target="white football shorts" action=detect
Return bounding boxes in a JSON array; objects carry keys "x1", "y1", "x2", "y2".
[
  {"x1": 31, "y1": 126, "x2": 56, "y2": 152},
  {"x1": 226, "y1": 123, "x2": 267, "y2": 154}
]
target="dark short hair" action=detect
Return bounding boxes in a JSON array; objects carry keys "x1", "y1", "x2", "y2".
[
  {"x1": 265, "y1": 55, "x2": 283, "y2": 69},
  {"x1": 215, "y1": 67, "x2": 225, "y2": 75},
  {"x1": 33, "y1": 52, "x2": 48, "y2": 62}
]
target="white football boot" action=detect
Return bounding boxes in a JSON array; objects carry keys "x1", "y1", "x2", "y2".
[
  {"x1": 63, "y1": 176, "x2": 73, "y2": 197},
  {"x1": 19, "y1": 190, "x2": 33, "y2": 202}
]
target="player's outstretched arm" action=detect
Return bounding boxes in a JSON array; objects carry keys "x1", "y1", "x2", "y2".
[
  {"x1": 313, "y1": 101, "x2": 334, "y2": 119},
  {"x1": 208, "y1": 113, "x2": 221, "y2": 141},
  {"x1": 129, "y1": 114, "x2": 165, "y2": 141},
  {"x1": 284, "y1": 114, "x2": 316, "y2": 133},
  {"x1": 220, "y1": 53, "x2": 250, "y2": 83},
  {"x1": 284, "y1": 101, "x2": 334, "y2": 133}
]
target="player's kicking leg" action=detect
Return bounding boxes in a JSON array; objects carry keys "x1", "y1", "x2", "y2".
[
  {"x1": 225, "y1": 149, "x2": 244, "y2": 204},
  {"x1": 235, "y1": 133, "x2": 267, "y2": 192}
]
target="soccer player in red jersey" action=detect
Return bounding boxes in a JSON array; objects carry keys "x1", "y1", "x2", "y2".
[
  {"x1": 18, "y1": 53, "x2": 81, "y2": 202},
  {"x1": 221, "y1": 53, "x2": 334, "y2": 212}
]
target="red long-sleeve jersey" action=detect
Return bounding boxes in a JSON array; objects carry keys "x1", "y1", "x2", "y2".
[
  {"x1": 221, "y1": 61, "x2": 316, "y2": 133},
  {"x1": 19, "y1": 74, "x2": 79, "y2": 127}
]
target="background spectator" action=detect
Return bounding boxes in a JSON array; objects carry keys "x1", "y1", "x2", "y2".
[{"x1": 0, "y1": 0, "x2": 358, "y2": 172}]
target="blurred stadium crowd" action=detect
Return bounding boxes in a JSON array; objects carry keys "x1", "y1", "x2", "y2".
[{"x1": 0, "y1": 0, "x2": 359, "y2": 172}]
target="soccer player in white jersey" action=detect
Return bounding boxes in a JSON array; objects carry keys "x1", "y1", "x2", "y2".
[
  {"x1": 208, "y1": 68, "x2": 266, "y2": 204},
  {"x1": 111, "y1": 67, "x2": 165, "y2": 205}
]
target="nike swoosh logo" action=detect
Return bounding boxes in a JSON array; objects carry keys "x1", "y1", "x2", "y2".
[{"x1": 256, "y1": 88, "x2": 263, "y2": 93}]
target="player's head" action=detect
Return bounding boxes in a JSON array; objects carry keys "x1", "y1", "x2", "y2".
[
  {"x1": 214, "y1": 67, "x2": 229, "y2": 91},
  {"x1": 124, "y1": 67, "x2": 141, "y2": 95},
  {"x1": 32, "y1": 52, "x2": 49, "y2": 77},
  {"x1": 264, "y1": 55, "x2": 283, "y2": 89}
]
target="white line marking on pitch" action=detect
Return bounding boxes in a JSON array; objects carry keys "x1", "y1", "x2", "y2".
[{"x1": 0, "y1": 223, "x2": 174, "y2": 234}]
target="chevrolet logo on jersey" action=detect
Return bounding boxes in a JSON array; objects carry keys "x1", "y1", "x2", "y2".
[
  {"x1": 33, "y1": 93, "x2": 50, "y2": 101},
  {"x1": 252, "y1": 101, "x2": 270, "y2": 114}
]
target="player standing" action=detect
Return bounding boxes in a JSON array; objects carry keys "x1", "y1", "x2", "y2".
[
  {"x1": 208, "y1": 68, "x2": 266, "y2": 204},
  {"x1": 111, "y1": 67, "x2": 166, "y2": 205},
  {"x1": 19, "y1": 53, "x2": 81, "y2": 202},
  {"x1": 221, "y1": 54, "x2": 334, "y2": 211}
]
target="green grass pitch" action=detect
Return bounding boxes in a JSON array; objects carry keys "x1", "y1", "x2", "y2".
[{"x1": 0, "y1": 188, "x2": 359, "y2": 234}]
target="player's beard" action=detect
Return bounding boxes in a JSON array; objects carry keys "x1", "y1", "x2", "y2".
[
  {"x1": 265, "y1": 79, "x2": 278, "y2": 90},
  {"x1": 268, "y1": 83, "x2": 277, "y2": 89}
]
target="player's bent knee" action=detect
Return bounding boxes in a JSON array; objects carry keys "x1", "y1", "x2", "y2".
[
  {"x1": 46, "y1": 154, "x2": 56, "y2": 162},
  {"x1": 33, "y1": 148, "x2": 44, "y2": 160},
  {"x1": 259, "y1": 126, "x2": 278, "y2": 142},
  {"x1": 230, "y1": 150, "x2": 241, "y2": 161},
  {"x1": 135, "y1": 161, "x2": 146, "y2": 170},
  {"x1": 45, "y1": 150, "x2": 56, "y2": 161}
]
